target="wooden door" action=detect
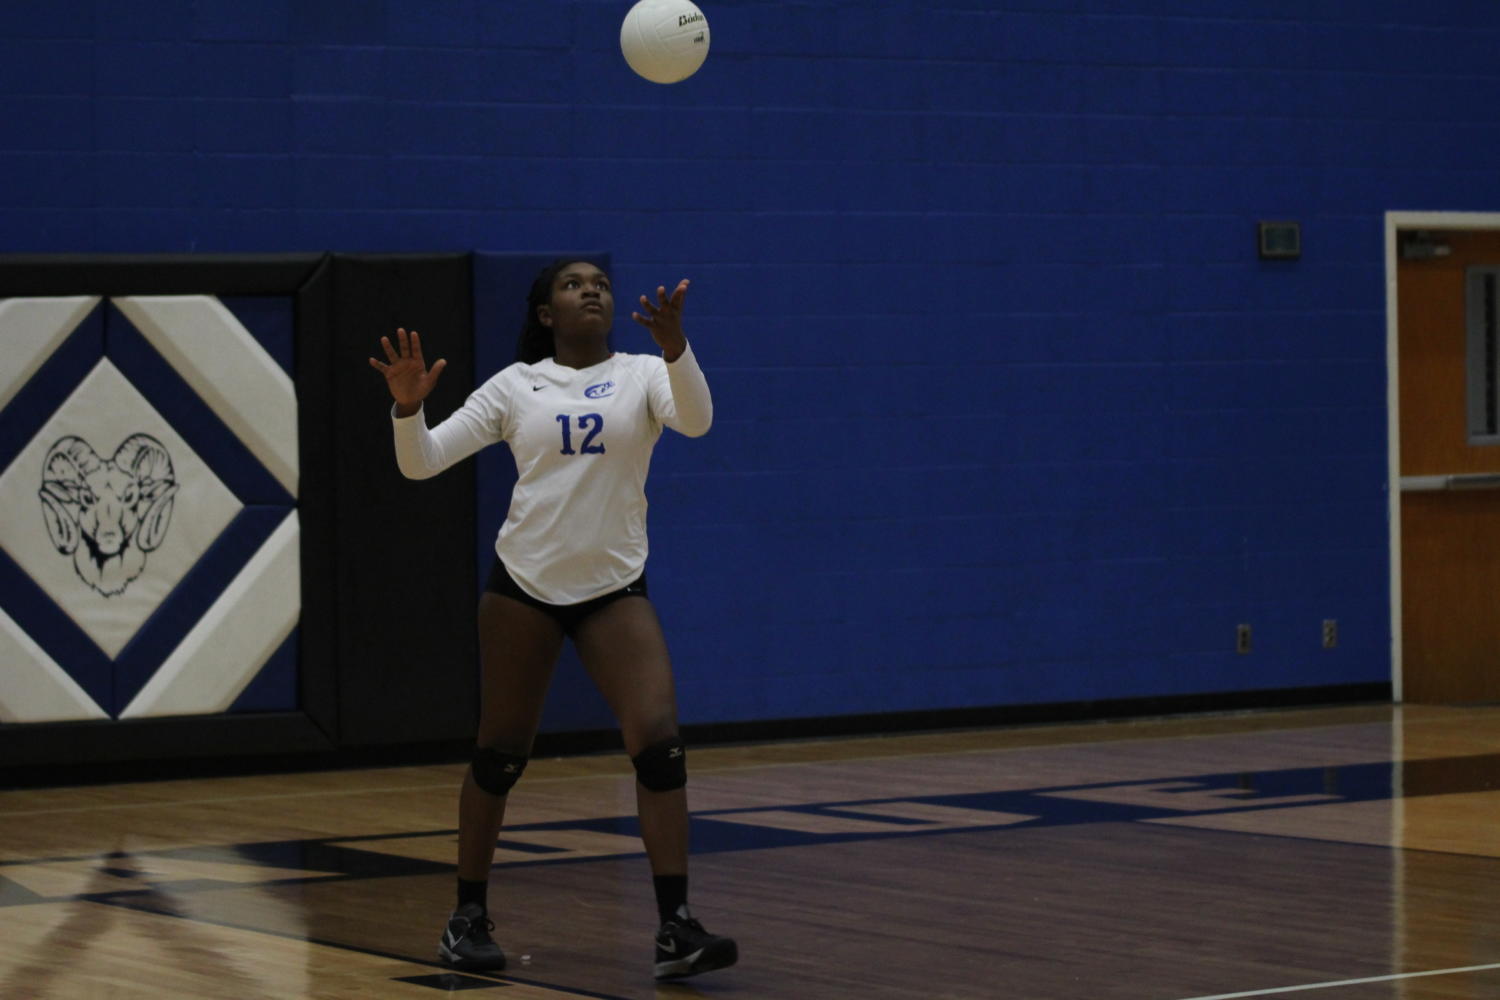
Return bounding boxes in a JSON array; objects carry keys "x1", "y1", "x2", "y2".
[{"x1": 1398, "y1": 228, "x2": 1500, "y2": 703}]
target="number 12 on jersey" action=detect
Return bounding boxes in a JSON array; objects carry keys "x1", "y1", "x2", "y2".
[{"x1": 556, "y1": 413, "x2": 605, "y2": 455}]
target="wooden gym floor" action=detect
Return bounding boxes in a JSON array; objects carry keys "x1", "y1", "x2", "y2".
[{"x1": 1, "y1": 702, "x2": 1498, "y2": 999}]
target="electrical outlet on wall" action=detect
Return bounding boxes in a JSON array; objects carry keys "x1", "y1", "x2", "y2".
[{"x1": 1236, "y1": 624, "x2": 1252, "y2": 654}]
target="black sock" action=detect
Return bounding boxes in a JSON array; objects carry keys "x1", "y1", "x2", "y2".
[
  {"x1": 653, "y1": 874, "x2": 688, "y2": 924},
  {"x1": 457, "y1": 877, "x2": 488, "y2": 913}
]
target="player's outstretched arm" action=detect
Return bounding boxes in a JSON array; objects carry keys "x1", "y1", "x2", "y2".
[{"x1": 637, "y1": 279, "x2": 711, "y2": 437}]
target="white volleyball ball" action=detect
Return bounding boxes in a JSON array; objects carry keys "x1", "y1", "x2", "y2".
[{"x1": 620, "y1": 0, "x2": 711, "y2": 85}]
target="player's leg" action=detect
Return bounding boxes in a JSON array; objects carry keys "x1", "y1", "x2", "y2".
[
  {"x1": 572, "y1": 594, "x2": 684, "y2": 871},
  {"x1": 572, "y1": 594, "x2": 737, "y2": 980},
  {"x1": 460, "y1": 590, "x2": 564, "y2": 878},
  {"x1": 441, "y1": 589, "x2": 564, "y2": 971}
]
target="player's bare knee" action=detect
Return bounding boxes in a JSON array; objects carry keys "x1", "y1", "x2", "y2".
[
  {"x1": 631, "y1": 735, "x2": 686, "y2": 792},
  {"x1": 470, "y1": 746, "x2": 528, "y2": 797}
]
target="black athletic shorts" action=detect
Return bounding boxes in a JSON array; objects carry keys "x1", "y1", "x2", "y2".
[{"x1": 484, "y1": 560, "x2": 648, "y2": 636}]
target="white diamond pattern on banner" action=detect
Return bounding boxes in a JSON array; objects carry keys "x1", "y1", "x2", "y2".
[
  {"x1": 0, "y1": 605, "x2": 108, "y2": 723},
  {"x1": 0, "y1": 296, "x2": 101, "y2": 412},
  {"x1": 0, "y1": 360, "x2": 243, "y2": 660},
  {"x1": 112, "y1": 296, "x2": 299, "y2": 497},
  {"x1": 119, "y1": 511, "x2": 300, "y2": 718}
]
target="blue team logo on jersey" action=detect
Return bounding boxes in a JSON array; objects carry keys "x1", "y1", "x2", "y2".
[{"x1": 584, "y1": 380, "x2": 616, "y2": 399}]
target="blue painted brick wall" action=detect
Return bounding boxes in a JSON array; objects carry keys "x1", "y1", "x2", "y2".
[{"x1": 4, "y1": 0, "x2": 1496, "y2": 730}]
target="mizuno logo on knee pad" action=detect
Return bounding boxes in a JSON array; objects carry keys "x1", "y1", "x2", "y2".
[
  {"x1": 632, "y1": 737, "x2": 687, "y2": 792},
  {"x1": 472, "y1": 747, "x2": 528, "y2": 796}
]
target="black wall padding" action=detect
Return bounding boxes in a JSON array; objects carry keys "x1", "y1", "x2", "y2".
[
  {"x1": 295, "y1": 256, "x2": 340, "y2": 743},
  {"x1": 320, "y1": 253, "x2": 479, "y2": 746},
  {"x1": 0, "y1": 254, "x2": 324, "y2": 297}
]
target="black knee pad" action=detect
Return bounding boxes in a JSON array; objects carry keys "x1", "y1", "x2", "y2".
[
  {"x1": 471, "y1": 747, "x2": 528, "y2": 796},
  {"x1": 631, "y1": 737, "x2": 687, "y2": 792}
]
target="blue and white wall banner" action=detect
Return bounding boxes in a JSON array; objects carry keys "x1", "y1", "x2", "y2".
[{"x1": 0, "y1": 294, "x2": 301, "y2": 723}]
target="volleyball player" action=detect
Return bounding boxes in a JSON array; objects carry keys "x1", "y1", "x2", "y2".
[{"x1": 368, "y1": 259, "x2": 737, "y2": 981}]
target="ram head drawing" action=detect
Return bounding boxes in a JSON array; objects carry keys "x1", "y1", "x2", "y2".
[{"x1": 38, "y1": 434, "x2": 179, "y2": 597}]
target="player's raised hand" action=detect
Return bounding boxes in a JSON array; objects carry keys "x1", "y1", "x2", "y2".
[
  {"x1": 632, "y1": 279, "x2": 689, "y2": 362},
  {"x1": 369, "y1": 328, "x2": 446, "y2": 413}
]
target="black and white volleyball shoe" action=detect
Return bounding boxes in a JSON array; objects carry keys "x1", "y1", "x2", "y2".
[
  {"x1": 653, "y1": 904, "x2": 738, "y2": 980},
  {"x1": 438, "y1": 902, "x2": 507, "y2": 972}
]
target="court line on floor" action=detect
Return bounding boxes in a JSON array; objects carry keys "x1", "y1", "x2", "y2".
[{"x1": 1175, "y1": 961, "x2": 1500, "y2": 999}]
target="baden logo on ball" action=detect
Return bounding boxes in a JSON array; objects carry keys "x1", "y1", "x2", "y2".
[{"x1": 620, "y1": 0, "x2": 711, "y2": 84}]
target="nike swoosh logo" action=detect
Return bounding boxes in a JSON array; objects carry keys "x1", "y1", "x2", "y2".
[{"x1": 531, "y1": 385, "x2": 545, "y2": 391}]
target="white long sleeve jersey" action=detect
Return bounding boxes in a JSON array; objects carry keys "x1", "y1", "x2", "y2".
[{"x1": 391, "y1": 344, "x2": 712, "y2": 605}]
